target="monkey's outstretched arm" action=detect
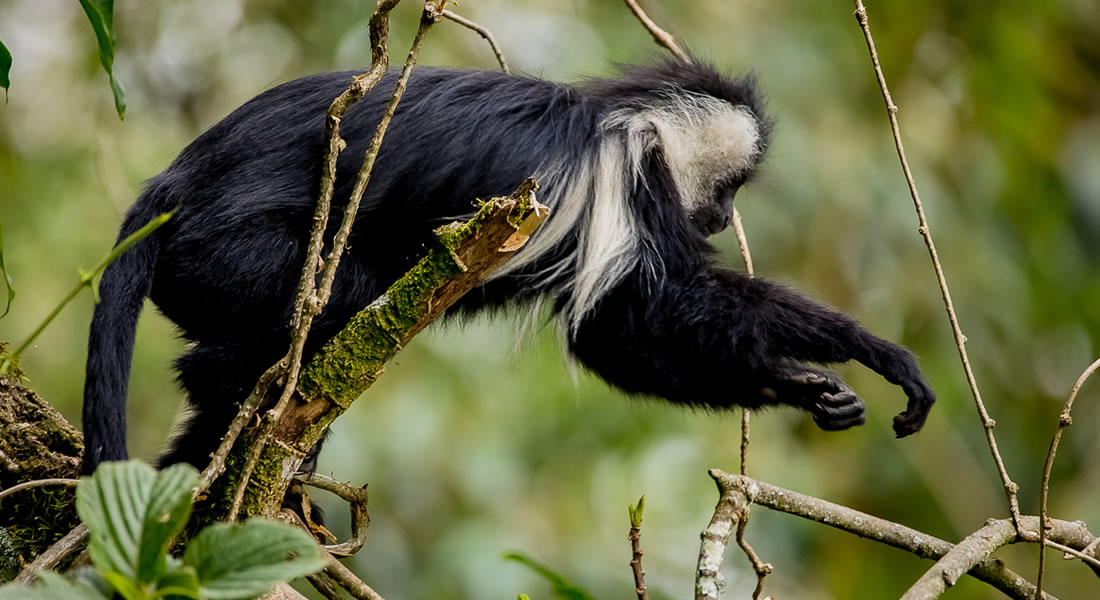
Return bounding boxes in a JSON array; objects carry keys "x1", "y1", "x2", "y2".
[{"x1": 568, "y1": 267, "x2": 934, "y2": 436}]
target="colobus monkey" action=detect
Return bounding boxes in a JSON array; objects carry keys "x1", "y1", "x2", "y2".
[{"x1": 82, "y1": 59, "x2": 934, "y2": 475}]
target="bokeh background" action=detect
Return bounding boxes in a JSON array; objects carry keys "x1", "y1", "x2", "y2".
[{"x1": 2, "y1": 0, "x2": 1099, "y2": 598}]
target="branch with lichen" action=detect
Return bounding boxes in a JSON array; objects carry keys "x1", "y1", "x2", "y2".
[
  {"x1": 201, "y1": 179, "x2": 546, "y2": 521},
  {"x1": 223, "y1": 0, "x2": 450, "y2": 522},
  {"x1": 198, "y1": 0, "x2": 407, "y2": 495}
]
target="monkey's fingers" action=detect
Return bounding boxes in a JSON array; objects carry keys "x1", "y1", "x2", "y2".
[
  {"x1": 810, "y1": 390, "x2": 866, "y2": 431},
  {"x1": 892, "y1": 379, "x2": 936, "y2": 438}
]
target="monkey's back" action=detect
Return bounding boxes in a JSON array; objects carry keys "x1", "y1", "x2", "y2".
[{"x1": 137, "y1": 67, "x2": 599, "y2": 343}]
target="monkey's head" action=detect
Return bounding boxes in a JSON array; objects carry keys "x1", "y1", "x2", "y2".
[{"x1": 596, "y1": 60, "x2": 772, "y2": 237}]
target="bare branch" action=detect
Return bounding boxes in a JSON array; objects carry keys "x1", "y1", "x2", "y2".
[
  {"x1": 305, "y1": 571, "x2": 346, "y2": 600},
  {"x1": 622, "y1": 0, "x2": 689, "y2": 62},
  {"x1": 1037, "y1": 357, "x2": 1100, "y2": 594},
  {"x1": 441, "y1": 9, "x2": 509, "y2": 73},
  {"x1": 901, "y1": 520, "x2": 1018, "y2": 599},
  {"x1": 904, "y1": 520, "x2": 1099, "y2": 599},
  {"x1": 850, "y1": 0, "x2": 1022, "y2": 527},
  {"x1": 14, "y1": 524, "x2": 89, "y2": 584},
  {"x1": 299, "y1": 472, "x2": 371, "y2": 557},
  {"x1": 695, "y1": 476, "x2": 745, "y2": 600},
  {"x1": 0, "y1": 477, "x2": 78, "y2": 502},
  {"x1": 325, "y1": 556, "x2": 386, "y2": 600},
  {"x1": 708, "y1": 470, "x2": 1073, "y2": 600}
]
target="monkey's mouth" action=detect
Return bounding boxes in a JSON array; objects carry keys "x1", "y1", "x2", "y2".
[{"x1": 691, "y1": 207, "x2": 735, "y2": 236}]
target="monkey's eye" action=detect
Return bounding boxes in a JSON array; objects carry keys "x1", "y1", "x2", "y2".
[{"x1": 716, "y1": 173, "x2": 747, "y2": 204}]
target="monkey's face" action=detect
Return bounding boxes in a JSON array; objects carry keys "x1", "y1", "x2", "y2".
[
  {"x1": 651, "y1": 102, "x2": 760, "y2": 237},
  {"x1": 689, "y1": 175, "x2": 745, "y2": 236}
]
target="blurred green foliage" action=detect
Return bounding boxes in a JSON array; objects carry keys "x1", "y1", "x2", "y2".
[{"x1": 0, "y1": 0, "x2": 1097, "y2": 598}]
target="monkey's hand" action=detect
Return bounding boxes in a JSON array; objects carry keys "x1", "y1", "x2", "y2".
[
  {"x1": 860, "y1": 340, "x2": 936, "y2": 438},
  {"x1": 766, "y1": 366, "x2": 866, "y2": 431}
]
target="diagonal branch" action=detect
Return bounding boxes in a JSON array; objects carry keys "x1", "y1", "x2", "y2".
[
  {"x1": 225, "y1": 0, "x2": 449, "y2": 521},
  {"x1": 209, "y1": 179, "x2": 546, "y2": 521},
  {"x1": 199, "y1": 0, "x2": 407, "y2": 493},
  {"x1": 706, "y1": 469, "x2": 1085, "y2": 600},
  {"x1": 622, "y1": 0, "x2": 688, "y2": 61}
]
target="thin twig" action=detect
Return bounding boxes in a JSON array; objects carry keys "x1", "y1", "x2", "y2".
[
  {"x1": 622, "y1": 0, "x2": 689, "y2": 61},
  {"x1": 307, "y1": 570, "x2": 348, "y2": 600},
  {"x1": 622, "y1": 2, "x2": 771, "y2": 593},
  {"x1": 14, "y1": 523, "x2": 89, "y2": 584},
  {"x1": 735, "y1": 513, "x2": 773, "y2": 599},
  {"x1": 1042, "y1": 539, "x2": 1100, "y2": 572},
  {"x1": 280, "y1": 508, "x2": 384, "y2": 600},
  {"x1": 0, "y1": 213, "x2": 172, "y2": 375},
  {"x1": 731, "y1": 208, "x2": 754, "y2": 276},
  {"x1": 1038, "y1": 356, "x2": 1100, "y2": 594},
  {"x1": 441, "y1": 9, "x2": 509, "y2": 73},
  {"x1": 627, "y1": 496, "x2": 649, "y2": 600},
  {"x1": 199, "y1": 0, "x2": 406, "y2": 492},
  {"x1": 733, "y1": 208, "x2": 754, "y2": 476},
  {"x1": 227, "y1": 0, "x2": 447, "y2": 520},
  {"x1": 1037, "y1": 357, "x2": 1100, "y2": 595},
  {"x1": 299, "y1": 472, "x2": 371, "y2": 557},
  {"x1": 326, "y1": 556, "x2": 387, "y2": 600},
  {"x1": 738, "y1": 409, "x2": 750, "y2": 475},
  {"x1": 850, "y1": 0, "x2": 1022, "y2": 528},
  {"x1": 0, "y1": 477, "x2": 78, "y2": 502},
  {"x1": 709, "y1": 470, "x2": 1069, "y2": 600}
]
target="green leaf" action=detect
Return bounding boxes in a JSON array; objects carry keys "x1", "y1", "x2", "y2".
[
  {"x1": 154, "y1": 565, "x2": 201, "y2": 600},
  {"x1": 0, "y1": 220, "x2": 14, "y2": 318},
  {"x1": 503, "y1": 553, "x2": 599, "y2": 600},
  {"x1": 99, "y1": 572, "x2": 143, "y2": 600},
  {"x1": 0, "y1": 39, "x2": 11, "y2": 100},
  {"x1": 76, "y1": 461, "x2": 198, "y2": 588},
  {"x1": 0, "y1": 571, "x2": 111, "y2": 600},
  {"x1": 77, "y1": 0, "x2": 126, "y2": 119},
  {"x1": 628, "y1": 495, "x2": 645, "y2": 528},
  {"x1": 184, "y1": 520, "x2": 326, "y2": 600}
]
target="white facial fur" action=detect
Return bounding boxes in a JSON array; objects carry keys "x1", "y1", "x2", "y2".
[
  {"x1": 491, "y1": 90, "x2": 760, "y2": 334},
  {"x1": 610, "y1": 92, "x2": 762, "y2": 212}
]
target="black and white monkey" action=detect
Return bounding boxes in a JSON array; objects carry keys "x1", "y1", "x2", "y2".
[{"x1": 82, "y1": 59, "x2": 935, "y2": 474}]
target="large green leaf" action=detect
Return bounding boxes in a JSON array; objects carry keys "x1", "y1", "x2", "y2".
[
  {"x1": 184, "y1": 520, "x2": 326, "y2": 600},
  {"x1": 503, "y1": 553, "x2": 599, "y2": 600},
  {"x1": 0, "y1": 220, "x2": 13, "y2": 318},
  {"x1": 76, "y1": 462, "x2": 198, "y2": 588},
  {"x1": 77, "y1": 0, "x2": 126, "y2": 119},
  {"x1": 0, "y1": 39, "x2": 11, "y2": 98},
  {"x1": 0, "y1": 571, "x2": 110, "y2": 600}
]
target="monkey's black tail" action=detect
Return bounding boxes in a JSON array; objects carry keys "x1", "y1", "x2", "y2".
[{"x1": 82, "y1": 191, "x2": 170, "y2": 474}]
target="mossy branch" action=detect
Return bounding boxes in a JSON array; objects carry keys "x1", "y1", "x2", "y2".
[{"x1": 203, "y1": 178, "x2": 546, "y2": 520}]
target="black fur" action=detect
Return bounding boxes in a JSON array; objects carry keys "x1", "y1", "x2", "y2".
[{"x1": 82, "y1": 59, "x2": 933, "y2": 475}]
